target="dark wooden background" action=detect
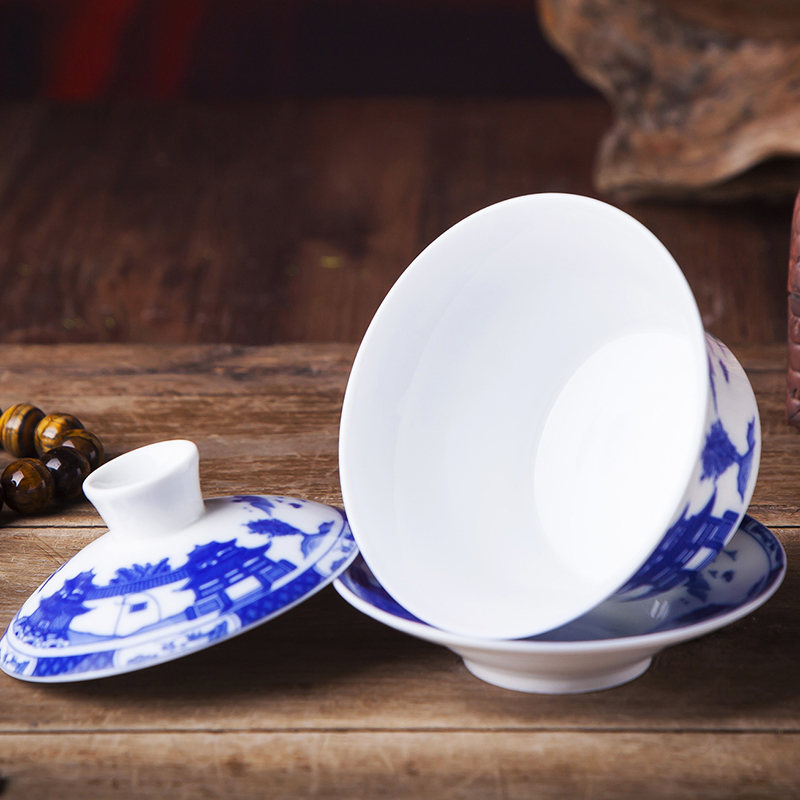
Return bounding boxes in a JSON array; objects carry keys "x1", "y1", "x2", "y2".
[
  {"x1": 0, "y1": 98, "x2": 791, "y2": 349},
  {"x1": 0, "y1": 1, "x2": 790, "y2": 349}
]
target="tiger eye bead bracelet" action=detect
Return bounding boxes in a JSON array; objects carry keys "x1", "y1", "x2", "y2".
[
  {"x1": 40, "y1": 447, "x2": 91, "y2": 502},
  {"x1": 0, "y1": 404, "x2": 45, "y2": 458},
  {"x1": 57, "y1": 429, "x2": 104, "y2": 471},
  {"x1": 0, "y1": 403, "x2": 105, "y2": 515},
  {"x1": 34, "y1": 413, "x2": 84, "y2": 456},
  {"x1": 1, "y1": 459, "x2": 55, "y2": 514}
]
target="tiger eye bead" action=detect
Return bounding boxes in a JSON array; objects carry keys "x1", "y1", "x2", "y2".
[
  {"x1": 0, "y1": 403, "x2": 45, "y2": 457},
  {"x1": 55, "y1": 429, "x2": 104, "y2": 471},
  {"x1": 1, "y1": 458, "x2": 54, "y2": 513},
  {"x1": 35, "y1": 413, "x2": 84, "y2": 457},
  {"x1": 40, "y1": 446, "x2": 91, "y2": 501}
]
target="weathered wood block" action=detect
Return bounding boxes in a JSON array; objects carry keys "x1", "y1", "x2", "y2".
[{"x1": 538, "y1": 0, "x2": 800, "y2": 200}]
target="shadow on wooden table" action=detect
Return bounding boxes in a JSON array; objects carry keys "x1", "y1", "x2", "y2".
[{"x1": 23, "y1": 556, "x2": 800, "y2": 734}]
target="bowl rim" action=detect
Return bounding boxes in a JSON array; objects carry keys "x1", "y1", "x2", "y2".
[{"x1": 338, "y1": 192, "x2": 711, "y2": 638}]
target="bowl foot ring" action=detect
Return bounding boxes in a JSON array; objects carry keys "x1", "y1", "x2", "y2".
[{"x1": 461, "y1": 656, "x2": 652, "y2": 694}]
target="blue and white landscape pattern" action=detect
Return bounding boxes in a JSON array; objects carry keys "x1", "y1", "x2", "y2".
[
  {"x1": 619, "y1": 335, "x2": 758, "y2": 598},
  {"x1": 0, "y1": 496, "x2": 357, "y2": 681}
]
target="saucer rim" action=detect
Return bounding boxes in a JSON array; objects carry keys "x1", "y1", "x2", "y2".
[{"x1": 332, "y1": 514, "x2": 785, "y2": 655}]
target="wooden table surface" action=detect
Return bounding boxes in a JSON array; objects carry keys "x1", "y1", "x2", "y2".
[{"x1": 0, "y1": 99, "x2": 798, "y2": 798}]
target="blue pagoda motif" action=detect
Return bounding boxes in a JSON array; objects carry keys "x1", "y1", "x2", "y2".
[
  {"x1": 15, "y1": 572, "x2": 96, "y2": 645},
  {"x1": 180, "y1": 538, "x2": 297, "y2": 619},
  {"x1": 620, "y1": 492, "x2": 739, "y2": 597},
  {"x1": 14, "y1": 502, "x2": 337, "y2": 647}
]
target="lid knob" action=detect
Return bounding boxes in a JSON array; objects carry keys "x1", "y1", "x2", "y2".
[{"x1": 82, "y1": 440, "x2": 205, "y2": 539}]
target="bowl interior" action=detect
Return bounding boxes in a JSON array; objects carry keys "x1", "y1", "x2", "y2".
[{"x1": 339, "y1": 194, "x2": 707, "y2": 639}]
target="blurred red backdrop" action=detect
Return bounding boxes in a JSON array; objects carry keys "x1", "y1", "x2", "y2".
[{"x1": 0, "y1": 0, "x2": 593, "y2": 99}]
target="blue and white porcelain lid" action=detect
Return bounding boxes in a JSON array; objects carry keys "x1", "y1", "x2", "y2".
[{"x1": 0, "y1": 441, "x2": 358, "y2": 683}]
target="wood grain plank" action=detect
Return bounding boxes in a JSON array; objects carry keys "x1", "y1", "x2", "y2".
[
  {"x1": 419, "y1": 100, "x2": 790, "y2": 349},
  {"x1": 735, "y1": 345, "x2": 800, "y2": 525},
  {"x1": 1, "y1": 730, "x2": 799, "y2": 799},
  {"x1": 276, "y1": 99, "x2": 432, "y2": 343},
  {"x1": 0, "y1": 343, "x2": 356, "y2": 403},
  {"x1": 629, "y1": 202, "x2": 792, "y2": 346},
  {"x1": 0, "y1": 104, "x2": 47, "y2": 208},
  {"x1": 0, "y1": 343, "x2": 353, "y2": 525},
  {"x1": 419, "y1": 98, "x2": 608, "y2": 247},
  {"x1": 0, "y1": 342, "x2": 795, "y2": 525},
  {"x1": 0, "y1": 104, "x2": 306, "y2": 345},
  {"x1": 0, "y1": 525, "x2": 797, "y2": 734},
  {"x1": 0, "y1": 343, "x2": 796, "y2": 739},
  {"x1": 0, "y1": 100, "x2": 790, "y2": 348}
]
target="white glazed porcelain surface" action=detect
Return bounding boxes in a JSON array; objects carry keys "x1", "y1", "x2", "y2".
[
  {"x1": 0, "y1": 441, "x2": 358, "y2": 682},
  {"x1": 334, "y1": 515, "x2": 785, "y2": 694},
  {"x1": 338, "y1": 193, "x2": 759, "y2": 639},
  {"x1": 82, "y1": 439, "x2": 205, "y2": 539}
]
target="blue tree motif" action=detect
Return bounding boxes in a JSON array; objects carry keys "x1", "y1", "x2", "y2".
[
  {"x1": 109, "y1": 559, "x2": 172, "y2": 585},
  {"x1": 700, "y1": 418, "x2": 756, "y2": 500},
  {"x1": 701, "y1": 421, "x2": 740, "y2": 479},
  {"x1": 233, "y1": 495, "x2": 275, "y2": 514},
  {"x1": 234, "y1": 496, "x2": 335, "y2": 555},
  {"x1": 246, "y1": 517, "x2": 334, "y2": 557}
]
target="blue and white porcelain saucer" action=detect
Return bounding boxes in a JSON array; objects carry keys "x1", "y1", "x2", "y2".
[
  {"x1": 0, "y1": 442, "x2": 358, "y2": 683},
  {"x1": 334, "y1": 515, "x2": 785, "y2": 694}
]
